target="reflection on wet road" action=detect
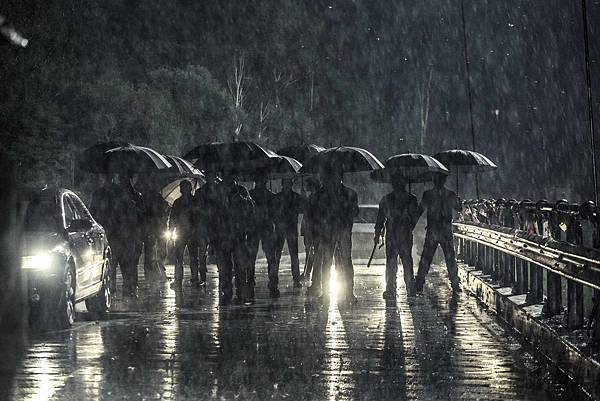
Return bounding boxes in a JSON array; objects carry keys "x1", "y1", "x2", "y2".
[{"x1": 10, "y1": 257, "x2": 581, "y2": 400}]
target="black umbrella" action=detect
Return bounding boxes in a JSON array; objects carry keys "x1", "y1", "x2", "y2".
[
  {"x1": 277, "y1": 144, "x2": 325, "y2": 163},
  {"x1": 433, "y1": 149, "x2": 497, "y2": 173},
  {"x1": 232, "y1": 156, "x2": 302, "y2": 181},
  {"x1": 102, "y1": 145, "x2": 172, "y2": 174},
  {"x1": 434, "y1": 149, "x2": 497, "y2": 197},
  {"x1": 184, "y1": 141, "x2": 278, "y2": 172},
  {"x1": 150, "y1": 155, "x2": 204, "y2": 188},
  {"x1": 299, "y1": 146, "x2": 383, "y2": 174},
  {"x1": 77, "y1": 141, "x2": 130, "y2": 173},
  {"x1": 370, "y1": 153, "x2": 449, "y2": 183}
]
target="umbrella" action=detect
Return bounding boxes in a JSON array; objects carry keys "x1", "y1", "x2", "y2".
[
  {"x1": 277, "y1": 144, "x2": 325, "y2": 163},
  {"x1": 433, "y1": 149, "x2": 497, "y2": 197},
  {"x1": 77, "y1": 141, "x2": 129, "y2": 173},
  {"x1": 299, "y1": 146, "x2": 384, "y2": 174},
  {"x1": 433, "y1": 149, "x2": 497, "y2": 173},
  {"x1": 184, "y1": 141, "x2": 278, "y2": 172},
  {"x1": 150, "y1": 155, "x2": 204, "y2": 188},
  {"x1": 370, "y1": 153, "x2": 449, "y2": 183},
  {"x1": 232, "y1": 156, "x2": 302, "y2": 181},
  {"x1": 103, "y1": 145, "x2": 172, "y2": 174},
  {"x1": 161, "y1": 178, "x2": 203, "y2": 206}
]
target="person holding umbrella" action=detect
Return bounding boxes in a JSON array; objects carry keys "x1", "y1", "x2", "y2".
[
  {"x1": 169, "y1": 180, "x2": 198, "y2": 291},
  {"x1": 248, "y1": 174, "x2": 280, "y2": 298},
  {"x1": 307, "y1": 170, "x2": 359, "y2": 304},
  {"x1": 274, "y1": 178, "x2": 307, "y2": 289},
  {"x1": 415, "y1": 173, "x2": 462, "y2": 294},
  {"x1": 374, "y1": 174, "x2": 421, "y2": 300}
]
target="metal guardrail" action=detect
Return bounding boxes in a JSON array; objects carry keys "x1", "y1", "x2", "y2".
[{"x1": 453, "y1": 221, "x2": 600, "y2": 331}]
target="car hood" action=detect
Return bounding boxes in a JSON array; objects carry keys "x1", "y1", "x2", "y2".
[{"x1": 21, "y1": 231, "x2": 69, "y2": 257}]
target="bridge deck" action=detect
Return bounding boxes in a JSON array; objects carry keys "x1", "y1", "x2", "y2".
[{"x1": 11, "y1": 258, "x2": 580, "y2": 400}]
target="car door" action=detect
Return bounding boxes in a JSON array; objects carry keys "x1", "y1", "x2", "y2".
[
  {"x1": 70, "y1": 194, "x2": 105, "y2": 287},
  {"x1": 62, "y1": 193, "x2": 91, "y2": 295}
]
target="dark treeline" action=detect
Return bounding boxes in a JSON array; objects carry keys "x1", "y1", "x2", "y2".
[{"x1": 1, "y1": 0, "x2": 599, "y2": 201}]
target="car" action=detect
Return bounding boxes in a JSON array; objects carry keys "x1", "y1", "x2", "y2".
[
  {"x1": 352, "y1": 204, "x2": 379, "y2": 259},
  {"x1": 21, "y1": 188, "x2": 112, "y2": 328}
]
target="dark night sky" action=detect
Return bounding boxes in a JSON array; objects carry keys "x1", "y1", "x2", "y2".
[{"x1": 1, "y1": 0, "x2": 600, "y2": 201}]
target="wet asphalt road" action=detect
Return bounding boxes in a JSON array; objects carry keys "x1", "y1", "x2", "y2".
[{"x1": 10, "y1": 256, "x2": 584, "y2": 401}]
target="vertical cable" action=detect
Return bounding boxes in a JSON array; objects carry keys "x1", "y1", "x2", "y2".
[{"x1": 582, "y1": 0, "x2": 598, "y2": 203}]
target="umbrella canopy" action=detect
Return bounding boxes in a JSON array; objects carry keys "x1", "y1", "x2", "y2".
[
  {"x1": 102, "y1": 145, "x2": 172, "y2": 174},
  {"x1": 299, "y1": 146, "x2": 383, "y2": 174},
  {"x1": 161, "y1": 178, "x2": 203, "y2": 206},
  {"x1": 184, "y1": 141, "x2": 278, "y2": 172},
  {"x1": 370, "y1": 153, "x2": 449, "y2": 183},
  {"x1": 231, "y1": 156, "x2": 302, "y2": 181},
  {"x1": 277, "y1": 144, "x2": 325, "y2": 163},
  {"x1": 433, "y1": 149, "x2": 497, "y2": 173},
  {"x1": 77, "y1": 141, "x2": 130, "y2": 173},
  {"x1": 149, "y1": 155, "x2": 204, "y2": 188}
]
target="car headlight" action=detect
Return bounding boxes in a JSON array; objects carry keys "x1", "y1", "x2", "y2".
[
  {"x1": 163, "y1": 229, "x2": 178, "y2": 241},
  {"x1": 21, "y1": 254, "x2": 55, "y2": 270}
]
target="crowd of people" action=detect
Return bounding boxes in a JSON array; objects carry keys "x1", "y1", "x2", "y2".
[{"x1": 88, "y1": 169, "x2": 462, "y2": 305}]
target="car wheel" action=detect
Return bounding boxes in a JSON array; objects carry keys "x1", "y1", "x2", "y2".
[
  {"x1": 86, "y1": 257, "x2": 112, "y2": 318},
  {"x1": 55, "y1": 263, "x2": 76, "y2": 329}
]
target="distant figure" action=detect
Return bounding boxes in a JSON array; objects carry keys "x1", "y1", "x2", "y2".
[
  {"x1": 415, "y1": 173, "x2": 461, "y2": 294},
  {"x1": 374, "y1": 175, "x2": 420, "y2": 300},
  {"x1": 308, "y1": 170, "x2": 359, "y2": 303},
  {"x1": 275, "y1": 178, "x2": 307, "y2": 288},
  {"x1": 221, "y1": 175, "x2": 255, "y2": 304},
  {"x1": 248, "y1": 175, "x2": 279, "y2": 298},
  {"x1": 139, "y1": 175, "x2": 169, "y2": 283},
  {"x1": 300, "y1": 177, "x2": 321, "y2": 281},
  {"x1": 169, "y1": 180, "x2": 198, "y2": 291}
]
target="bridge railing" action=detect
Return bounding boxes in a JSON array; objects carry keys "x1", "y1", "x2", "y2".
[{"x1": 454, "y1": 199, "x2": 600, "y2": 333}]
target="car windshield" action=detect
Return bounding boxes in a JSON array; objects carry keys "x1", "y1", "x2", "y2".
[
  {"x1": 354, "y1": 207, "x2": 378, "y2": 224},
  {"x1": 24, "y1": 198, "x2": 58, "y2": 232}
]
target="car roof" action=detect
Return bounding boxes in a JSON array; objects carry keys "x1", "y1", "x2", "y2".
[
  {"x1": 358, "y1": 204, "x2": 378, "y2": 208},
  {"x1": 25, "y1": 187, "x2": 76, "y2": 203}
]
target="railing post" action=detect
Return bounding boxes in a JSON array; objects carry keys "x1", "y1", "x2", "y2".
[
  {"x1": 526, "y1": 262, "x2": 543, "y2": 304},
  {"x1": 482, "y1": 245, "x2": 490, "y2": 275},
  {"x1": 545, "y1": 272, "x2": 562, "y2": 315},
  {"x1": 514, "y1": 258, "x2": 528, "y2": 294},
  {"x1": 567, "y1": 279, "x2": 584, "y2": 329},
  {"x1": 492, "y1": 248, "x2": 500, "y2": 280}
]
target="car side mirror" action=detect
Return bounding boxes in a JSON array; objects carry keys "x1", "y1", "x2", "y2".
[{"x1": 67, "y1": 219, "x2": 92, "y2": 232}]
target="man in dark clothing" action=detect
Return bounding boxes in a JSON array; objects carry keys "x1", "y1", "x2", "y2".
[
  {"x1": 92, "y1": 174, "x2": 144, "y2": 297},
  {"x1": 248, "y1": 175, "x2": 280, "y2": 298},
  {"x1": 220, "y1": 175, "x2": 255, "y2": 304},
  {"x1": 374, "y1": 175, "x2": 420, "y2": 299},
  {"x1": 139, "y1": 175, "x2": 169, "y2": 283},
  {"x1": 275, "y1": 178, "x2": 307, "y2": 288},
  {"x1": 169, "y1": 180, "x2": 198, "y2": 290},
  {"x1": 300, "y1": 177, "x2": 321, "y2": 282},
  {"x1": 193, "y1": 174, "x2": 222, "y2": 286},
  {"x1": 308, "y1": 171, "x2": 359, "y2": 303},
  {"x1": 415, "y1": 174, "x2": 462, "y2": 294}
]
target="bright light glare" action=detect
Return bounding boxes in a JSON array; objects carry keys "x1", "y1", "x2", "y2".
[
  {"x1": 21, "y1": 254, "x2": 53, "y2": 270},
  {"x1": 163, "y1": 229, "x2": 178, "y2": 241}
]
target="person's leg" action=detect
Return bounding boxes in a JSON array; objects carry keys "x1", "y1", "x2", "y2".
[
  {"x1": 415, "y1": 230, "x2": 439, "y2": 292},
  {"x1": 319, "y1": 239, "x2": 336, "y2": 299},
  {"x1": 189, "y1": 236, "x2": 199, "y2": 285},
  {"x1": 264, "y1": 230, "x2": 280, "y2": 295},
  {"x1": 439, "y1": 229, "x2": 460, "y2": 291},
  {"x1": 172, "y1": 239, "x2": 186, "y2": 288},
  {"x1": 308, "y1": 241, "x2": 324, "y2": 295},
  {"x1": 287, "y1": 229, "x2": 301, "y2": 285},
  {"x1": 216, "y1": 243, "x2": 233, "y2": 302},
  {"x1": 143, "y1": 233, "x2": 153, "y2": 281},
  {"x1": 129, "y1": 238, "x2": 143, "y2": 291},
  {"x1": 384, "y1": 237, "x2": 399, "y2": 298},
  {"x1": 337, "y1": 230, "x2": 355, "y2": 301},
  {"x1": 197, "y1": 235, "x2": 209, "y2": 284},
  {"x1": 399, "y1": 234, "x2": 416, "y2": 296},
  {"x1": 233, "y1": 238, "x2": 251, "y2": 301}
]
